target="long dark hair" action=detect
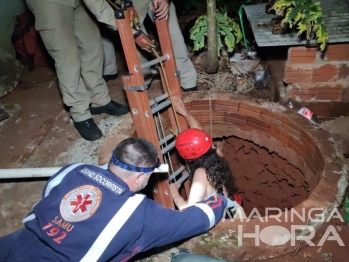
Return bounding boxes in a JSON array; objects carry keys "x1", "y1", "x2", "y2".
[{"x1": 185, "y1": 147, "x2": 236, "y2": 196}]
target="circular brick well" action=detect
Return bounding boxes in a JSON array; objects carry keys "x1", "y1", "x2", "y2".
[{"x1": 100, "y1": 91, "x2": 348, "y2": 261}]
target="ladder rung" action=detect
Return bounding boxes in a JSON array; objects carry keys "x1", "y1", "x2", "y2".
[
  {"x1": 161, "y1": 140, "x2": 175, "y2": 155},
  {"x1": 168, "y1": 165, "x2": 186, "y2": 181},
  {"x1": 149, "y1": 93, "x2": 169, "y2": 108},
  {"x1": 175, "y1": 172, "x2": 189, "y2": 185},
  {"x1": 159, "y1": 133, "x2": 175, "y2": 147},
  {"x1": 140, "y1": 54, "x2": 169, "y2": 69},
  {"x1": 151, "y1": 100, "x2": 171, "y2": 114}
]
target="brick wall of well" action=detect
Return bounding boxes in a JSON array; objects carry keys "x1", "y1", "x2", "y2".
[{"x1": 283, "y1": 44, "x2": 349, "y2": 117}]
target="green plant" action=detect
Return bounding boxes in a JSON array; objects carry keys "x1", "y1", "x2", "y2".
[
  {"x1": 189, "y1": 11, "x2": 243, "y2": 55},
  {"x1": 269, "y1": 0, "x2": 328, "y2": 50}
]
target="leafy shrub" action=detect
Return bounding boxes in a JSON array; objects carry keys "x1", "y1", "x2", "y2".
[
  {"x1": 190, "y1": 11, "x2": 243, "y2": 55},
  {"x1": 269, "y1": 0, "x2": 328, "y2": 50}
]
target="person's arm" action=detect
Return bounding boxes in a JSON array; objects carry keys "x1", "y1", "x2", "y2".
[
  {"x1": 140, "y1": 194, "x2": 229, "y2": 251},
  {"x1": 169, "y1": 168, "x2": 208, "y2": 210},
  {"x1": 172, "y1": 96, "x2": 202, "y2": 130}
]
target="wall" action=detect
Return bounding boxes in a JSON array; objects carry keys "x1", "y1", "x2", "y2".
[
  {"x1": 0, "y1": 0, "x2": 27, "y2": 56},
  {"x1": 282, "y1": 44, "x2": 349, "y2": 117}
]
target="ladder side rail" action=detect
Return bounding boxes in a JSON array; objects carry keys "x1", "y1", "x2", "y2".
[
  {"x1": 115, "y1": 10, "x2": 174, "y2": 209},
  {"x1": 155, "y1": 18, "x2": 191, "y2": 200}
]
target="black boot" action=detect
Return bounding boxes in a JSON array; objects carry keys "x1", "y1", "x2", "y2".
[
  {"x1": 103, "y1": 73, "x2": 118, "y2": 82},
  {"x1": 74, "y1": 118, "x2": 102, "y2": 141},
  {"x1": 182, "y1": 86, "x2": 198, "y2": 92},
  {"x1": 90, "y1": 100, "x2": 129, "y2": 116}
]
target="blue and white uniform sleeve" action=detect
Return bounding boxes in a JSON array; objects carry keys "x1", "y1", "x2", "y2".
[
  {"x1": 41, "y1": 163, "x2": 83, "y2": 199},
  {"x1": 140, "y1": 194, "x2": 228, "y2": 251}
]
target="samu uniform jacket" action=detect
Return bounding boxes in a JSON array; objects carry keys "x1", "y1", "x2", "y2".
[{"x1": 0, "y1": 163, "x2": 228, "y2": 261}]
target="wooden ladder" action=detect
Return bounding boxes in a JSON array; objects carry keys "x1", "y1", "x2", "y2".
[{"x1": 114, "y1": 3, "x2": 189, "y2": 208}]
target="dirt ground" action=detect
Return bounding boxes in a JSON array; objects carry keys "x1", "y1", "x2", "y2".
[
  {"x1": 223, "y1": 136, "x2": 312, "y2": 217},
  {"x1": 1, "y1": 40, "x2": 349, "y2": 262}
]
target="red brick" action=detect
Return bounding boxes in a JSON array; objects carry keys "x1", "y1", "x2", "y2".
[
  {"x1": 288, "y1": 46, "x2": 317, "y2": 58},
  {"x1": 282, "y1": 116, "x2": 302, "y2": 132},
  {"x1": 224, "y1": 113, "x2": 247, "y2": 126},
  {"x1": 300, "y1": 131, "x2": 317, "y2": 155},
  {"x1": 191, "y1": 105, "x2": 210, "y2": 110},
  {"x1": 312, "y1": 64, "x2": 338, "y2": 82},
  {"x1": 284, "y1": 64, "x2": 313, "y2": 80},
  {"x1": 212, "y1": 115, "x2": 225, "y2": 122},
  {"x1": 269, "y1": 124, "x2": 290, "y2": 145},
  {"x1": 281, "y1": 122, "x2": 301, "y2": 139},
  {"x1": 191, "y1": 111, "x2": 211, "y2": 117},
  {"x1": 214, "y1": 104, "x2": 229, "y2": 111},
  {"x1": 214, "y1": 104, "x2": 239, "y2": 113},
  {"x1": 214, "y1": 100, "x2": 240, "y2": 107},
  {"x1": 326, "y1": 44, "x2": 349, "y2": 61},
  {"x1": 288, "y1": 136, "x2": 307, "y2": 159},
  {"x1": 246, "y1": 117, "x2": 270, "y2": 133},
  {"x1": 284, "y1": 66, "x2": 313, "y2": 83},
  {"x1": 260, "y1": 108, "x2": 283, "y2": 124},
  {"x1": 326, "y1": 43, "x2": 349, "y2": 51},
  {"x1": 289, "y1": 87, "x2": 317, "y2": 95},
  {"x1": 326, "y1": 54, "x2": 349, "y2": 61},
  {"x1": 289, "y1": 56, "x2": 316, "y2": 64},
  {"x1": 306, "y1": 104, "x2": 332, "y2": 117},
  {"x1": 287, "y1": 46, "x2": 317, "y2": 65},
  {"x1": 238, "y1": 103, "x2": 261, "y2": 118},
  {"x1": 315, "y1": 87, "x2": 343, "y2": 101}
]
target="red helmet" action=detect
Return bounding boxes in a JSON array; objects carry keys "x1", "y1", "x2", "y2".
[{"x1": 175, "y1": 128, "x2": 212, "y2": 160}]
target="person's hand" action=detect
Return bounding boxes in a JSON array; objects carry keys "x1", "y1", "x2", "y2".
[
  {"x1": 172, "y1": 96, "x2": 188, "y2": 116},
  {"x1": 133, "y1": 30, "x2": 156, "y2": 52},
  {"x1": 169, "y1": 182, "x2": 181, "y2": 198},
  {"x1": 153, "y1": 0, "x2": 169, "y2": 20}
]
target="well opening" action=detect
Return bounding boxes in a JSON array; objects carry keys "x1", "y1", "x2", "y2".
[
  {"x1": 100, "y1": 91, "x2": 347, "y2": 261},
  {"x1": 160, "y1": 92, "x2": 325, "y2": 216}
]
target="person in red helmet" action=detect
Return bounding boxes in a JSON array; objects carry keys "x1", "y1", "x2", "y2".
[{"x1": 170, "y1": 96, "x2": 246, "y2": 218}]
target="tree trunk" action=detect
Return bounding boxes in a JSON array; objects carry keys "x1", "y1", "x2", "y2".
[{"x1": 201, "y1": 0, "x2": 219, "y2": 74}]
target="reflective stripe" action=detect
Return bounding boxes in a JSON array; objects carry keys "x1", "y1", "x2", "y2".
[
  {"x1": 80, "y1": 194, "x2": 145, "y2": 262},
  {"x1": 226, "y1": 198, "x2": 238, "y2": 212},
  {"x1": 22, "y1": 213, "x2": 36, "y2": 224},
  {"x1": 193, "y1": 203, "x2": 215, "y2": 229},
  {"x1": 44, "y1": 163, "x2": 83, "y2": 197}
]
